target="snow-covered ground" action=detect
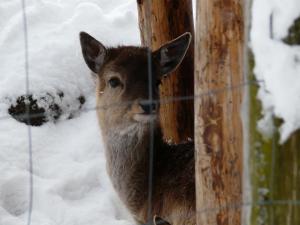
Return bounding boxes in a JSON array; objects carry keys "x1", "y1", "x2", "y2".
[
  {"x1": 0, "y1": 0, "x2": 139, "y2": 224},
  {"x1": 251, "y1": 0, "x2": 300, "y2": 142}
]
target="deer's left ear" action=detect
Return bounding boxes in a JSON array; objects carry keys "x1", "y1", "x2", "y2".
[
  {"x1": 152, "y1": 32, "x2": 191, "y2": 77},
  {"x1": 80, "y1": 32, "x2": 107, "y2": 74}
]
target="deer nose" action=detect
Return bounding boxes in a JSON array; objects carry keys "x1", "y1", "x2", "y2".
[{"x1": 139, "y1": 100, "x2": 157, "y2": 114}]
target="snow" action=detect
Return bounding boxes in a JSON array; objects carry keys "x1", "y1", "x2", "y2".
[
  {"x1": 0, "y1": 0, "x2": 139, "y2": 224},
  {"x1": 251, "y1": 0, "x2": 300, "y2": 142}
]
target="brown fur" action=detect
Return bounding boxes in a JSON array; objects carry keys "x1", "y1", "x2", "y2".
[{"x1": 80, "y1": 33, "x2": 195, "y2": 225}]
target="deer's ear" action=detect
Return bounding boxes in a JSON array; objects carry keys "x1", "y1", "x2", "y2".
[
  {"x1": 152, "y1": 32, "x2": 191, "y2": 77},
  {"x1": 153, "y1": 215, "x2": 171, "y2": 225},
  {"x1": 80, "y1": 32, "x2": 107, "y2": 74}
]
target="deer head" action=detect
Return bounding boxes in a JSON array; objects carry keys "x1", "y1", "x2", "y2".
[{"x1": 79, "y1": 32, "x2": 191, "y2": 133}]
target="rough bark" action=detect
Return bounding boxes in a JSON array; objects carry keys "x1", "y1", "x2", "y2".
[
  {"x1": 194, "y1": 0, "x2": 244, "y2": 225},
  {"x1": 137, "y1": 0, "x2": 194, "y2": 144}
]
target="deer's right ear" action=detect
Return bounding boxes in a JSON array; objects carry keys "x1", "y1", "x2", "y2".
[
  {"x1": 80, "y1": 32, "x2": 107, "y2": 74},
  {"x1": 152, "y1": 32, "x2": 191, "y2": 77},
  {"x1": 153, "y1": 215, "x2": 171, "y2": 225}
]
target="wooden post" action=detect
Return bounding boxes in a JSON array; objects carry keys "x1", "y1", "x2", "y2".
[
  {"x1": 137, "y1": 0, "x2": 194, "y2": 144},
  {"x1": 250, "y1": 17, "x2": 300, "y2": 225},
  {"x1": 194, "y1": 0, "x2": 244, "y2": 225}
]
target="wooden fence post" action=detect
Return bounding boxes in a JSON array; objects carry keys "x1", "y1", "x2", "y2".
[
  {"x1": 137, "y1": 0, "x2": 194, "y2": 144},
  {"x1": 194, "y1": 0, "x2": 245, "y2": 225}
]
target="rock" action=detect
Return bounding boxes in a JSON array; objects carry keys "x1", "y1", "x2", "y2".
[
  {"x1": 8, "y1": 92, "x2": 86, "y2": 126},
  {"x1": 283, "y1": 17, "x2": 300, "y2": 46}
]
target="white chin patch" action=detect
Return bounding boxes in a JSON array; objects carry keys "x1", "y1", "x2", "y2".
[{"x1": 133, "y1": 114, "x2": 157, "y2": 123}]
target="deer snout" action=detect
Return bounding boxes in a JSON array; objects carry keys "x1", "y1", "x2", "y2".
[
  {"x1": 132, "y1": 100, "x2": 158, "y2": 123},
  {"x1": 139, "y1": 100, "x2": 157, "y2": 114}
]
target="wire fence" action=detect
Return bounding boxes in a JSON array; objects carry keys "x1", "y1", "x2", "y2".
[
  {"x1": 145, "y1": 0, "x2": 154, "y2": 221},
  {"x1": 1, "y1": 0, "x2": 296, "y2": 225},
  {"x1": 21, "y1": 0, "x2": 33, "y2": 225}
]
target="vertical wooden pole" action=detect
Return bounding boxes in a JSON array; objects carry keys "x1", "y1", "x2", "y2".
[
  {"x1": 137, "y1": 0, "x2": 194, "y2": 144},
  {"x1": 195, "y1": 0, "x2": 244, "y2": 225}
]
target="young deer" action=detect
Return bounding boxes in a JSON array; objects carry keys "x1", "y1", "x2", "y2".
[{"x1": 80, "y1": 32, "x2": 195, "y2": 225}]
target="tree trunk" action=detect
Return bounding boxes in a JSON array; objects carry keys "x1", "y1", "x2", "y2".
[
  {"x1": 194, "y1": 0, "x2": 244, "y2": 225},
  {"x1": 137, "y1": 0, "x2": 194, "y2": 144},
  {"x1": 250, "y1": 17, "x2": 300, "y2": 225}
]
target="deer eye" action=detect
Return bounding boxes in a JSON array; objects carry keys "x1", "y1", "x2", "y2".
[{"x1": 108, "y1": 77, "x2": 121, "y2": 88}]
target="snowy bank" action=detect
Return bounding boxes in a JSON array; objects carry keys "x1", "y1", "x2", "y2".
[
  {"x1": 251, "y1": 0, "x2": 300, "y2": 142},
  {"x1": 0, "y1": 0, "x2": 139, "y2": 224}
]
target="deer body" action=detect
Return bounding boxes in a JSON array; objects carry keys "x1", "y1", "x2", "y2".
[{"x1": 80, "y1": 32, "x2": 195, "y2": 225}]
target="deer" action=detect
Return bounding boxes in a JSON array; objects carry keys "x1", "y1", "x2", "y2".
[{"x1": 79, "y1": 32, "x2": 195, "y2": 225}]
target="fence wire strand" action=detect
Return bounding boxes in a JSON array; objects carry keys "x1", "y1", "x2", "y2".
[
  {"x1": 145, "y1": 0, "x2": 154, "y2": 221},
  {"x1": 139, "y1": 199, "x2": 300, "y2": 225},
  {"x1": 0, "y1": 79, "x2": 262, "y2": 122},
  {"x1": 21, "y1": 0, "x2": 33, "y2": 225}
]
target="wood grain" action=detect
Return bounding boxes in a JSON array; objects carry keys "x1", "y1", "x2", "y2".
[
  {"x1": 194, "y1": 0, "x2": 245, "y2": 224},
  {"x1": 137, "y1": 0, "x2": 194, "y2": 144}
]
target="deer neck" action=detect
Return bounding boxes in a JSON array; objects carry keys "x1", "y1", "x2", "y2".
[{"x1": 102, "y1": 122, "x2": 159, "y2": 210}]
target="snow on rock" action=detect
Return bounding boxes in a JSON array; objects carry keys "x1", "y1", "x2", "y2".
[
  {"x1": 0, "y1": 0, "x2": 139, "y2": 224},
  {"x1": 251, "y1": 0, "x2": 300, "y2": 142}
]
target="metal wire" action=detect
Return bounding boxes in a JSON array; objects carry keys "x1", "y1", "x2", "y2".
[
  {"x1": 21, "y1": 0, "x2": 33, "y2": 225},
  {"x1": 140, "y1": 199, "x2": 300, "y2": 225},
  {"x1": 0, "y1": 79, "x2": 262, "y2": 123},
  {"x1": 145, "y1": 0, "x2": 154, "y2": 221},
  {"x1": 198, "y1": 199, "x2": 300, "y2": 221}
]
